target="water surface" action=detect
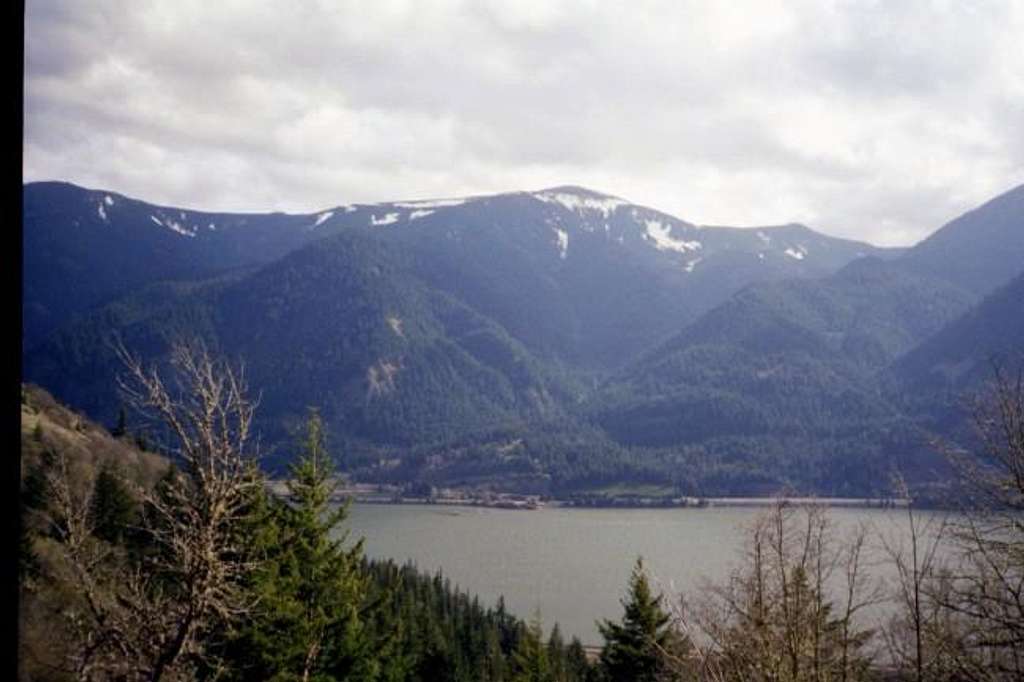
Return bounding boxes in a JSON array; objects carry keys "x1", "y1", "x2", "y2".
[{"x1": 345, "y1": 503, "x2": 941, "y2": 645}]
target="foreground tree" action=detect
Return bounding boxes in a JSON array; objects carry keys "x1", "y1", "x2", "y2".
[
  {"x1": 598, "y1": 557, "x2": 684, "y2": 682},
  {"x1": 879, "y1": 475, "x2": 952, "y2": 682},
  {"x1": 683, "y1": 502, "x2": 878, "y2": 682},
  {"x1": 512, "y1": 611, "x2": 553, "y2": 682},
  {"x1": 117, "y1": 339, "x2": 266, "y2": 680},
  {"x1": 24, "y1": 339, "x2": 265, "y2": 680},
  {"x1": 232, "y1": 409, "x2": 381, "y2": 681},
  {"x1": 919, "y1": 364, "x2": 1024, "y2": 679}
]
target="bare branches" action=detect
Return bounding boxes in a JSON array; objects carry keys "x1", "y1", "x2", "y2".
[
  {"x1": 880, "y1": 364, "x2": 1024, "y2": 680},
  {"x1": 30, "y1": 339, "x2": 267, "y2": 681},
  {"x1": 879, "y1": 477, "x2": 948, "y2": 681},
  {"x1": 669, "y1": 502, "x2": 881, "y2": 682},
  {"x1": 943, "y1": 363, "x2": 1024, "y2": 514},
  {"x1": 114, "y1": 338, "x2": 263, "y2": 680},
  {"x1": 921, "y1": 362, "x2": 1024, "y2": 679}
]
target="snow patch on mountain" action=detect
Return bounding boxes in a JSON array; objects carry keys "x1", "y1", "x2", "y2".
[
  {"x1": 535, "y1": 191, "x2": 626, "y2": 218},
  {"x1": 409, "y1": 209, "x2": 435, "y2": 220},
  {"x1": 685, "y1": 257, "x2": 702, "y2": 273},
  {"x1": 371, "y1": 212, "x2": 400, "y2": 226},
  {"x1": 150, "y1": 214, "x2": 195, "y2": 237},
  {"x1": 314, "y1": 210, "x2": 334, "y2": 227},
  {"x1": 97, "y1": 203, "x2": 107, "y2": 222},
  {"x1": 103, "y1": 195, "x2": 114, "y2": 206},
  {"x1": 644, "y1": 219, "x2": 702, "y2": 254},
  {"x1": 165, "y1": 218, "x2": 195, "y2": 238},
  {"x1": 785, "y1": 246, "x2": 807, "y2": 260},
  {"x1": 554, "y1": 227, "x2": 569, "y2": 259},
  {"x1": 387, "y1": 316, "x2": 405, "y2": 338}
]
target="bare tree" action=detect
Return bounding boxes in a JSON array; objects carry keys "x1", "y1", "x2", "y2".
[
  {"x1": 25, "y1": 339, "x2": 265, "y2": 680},
  {"x1": 879, "y1": 364, "x2": 1024, "y2": 681},
  {"x1": 113, "y1": 338, "x2": 265, "y2": 680},
  {"x1": 879, "y1": 475, "x2": 949, "y2": 682},
  {"x1": 926, "y1": 364, "x2": 1024, "y2": 679},
  {"x1": 675, "y1": 501, "x2": 881, "y2": 682}
]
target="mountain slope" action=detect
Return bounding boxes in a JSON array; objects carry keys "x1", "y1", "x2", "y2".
[
  {"x1": 900, "y1": 184, "x2": 1024, "y2": 296},
  {"x1": 589, "y1": 257, "x2": 977, "y2": 493},
  {"x1": 23, "y1": 182, "x2": 893, "y2": 369},
  {"x1": 892, "y1": 271, "x2": 1024, "y2": 391},
  {"x1": 22, "y1": 182, "x2": 346, "y2": 347},
  {"x1": 24, "y1": 230, "x2": 582, "y2": 471},
  {"x1": 24, "y1": 180, "x2": 1021, "y2": 496}
]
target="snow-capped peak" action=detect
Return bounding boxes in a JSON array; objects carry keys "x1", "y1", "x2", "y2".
[{"x1": 533, "y1": 187, "x2": 627, "y2": 218}]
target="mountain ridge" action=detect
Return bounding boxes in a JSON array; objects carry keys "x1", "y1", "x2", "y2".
[{"x1": 21, "y1": 180, "x2": 1024, "y2": 496}]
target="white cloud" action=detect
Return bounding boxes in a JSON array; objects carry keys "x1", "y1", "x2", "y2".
[{"x1": 23, "y1": 0, "x2": 1024, "y2": 246}]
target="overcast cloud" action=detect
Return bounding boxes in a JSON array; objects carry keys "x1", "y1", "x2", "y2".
[{"x1": 24, "y1": 0, "x2": 1024, "y2": 246}]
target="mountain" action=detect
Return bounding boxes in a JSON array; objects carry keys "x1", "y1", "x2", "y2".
[
  {"x1": 23, "y1": 182, "x2": 892, "y2": 366},
  {"x1": 23, "y1": 182, "x2": 323, "y2": 348},
  {"x1": 900, "y1": 184, "x2": 1024, "y2": 296},
  {"x1": 25, "y1": 230, "x2": 580, "y2": 469},
  {"x1": 22, "y1": 180, "x2": 1023, "y2": 496},
  {"x1": 893, "y1": 272, "x2": 1024, "y2": 392},
  {"x1": 586, "y1": 256, "x2": 976, "y2": 493},
  {"x1": 591, "y1": 180, "x2": 1024, "y2": 454}
]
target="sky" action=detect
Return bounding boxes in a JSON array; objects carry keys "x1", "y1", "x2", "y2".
[{"x1": 23, "y1": 0, "x2": 1024, "y2": 247}]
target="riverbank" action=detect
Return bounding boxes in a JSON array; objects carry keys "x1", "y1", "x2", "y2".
[{"x1": 266, "y1": 481, "x2": 909, "y2": 510}]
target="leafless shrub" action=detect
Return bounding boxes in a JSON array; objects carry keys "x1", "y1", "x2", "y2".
[
  {"x1": 27, "y1": 339, "x2": 265, "y2": 680},
  {"x1": 671, "y1": 501, "x2": 882, "y2": 682},
  {"x1": 926, "y1": 364, "x2": 1024, "y2": 679}
]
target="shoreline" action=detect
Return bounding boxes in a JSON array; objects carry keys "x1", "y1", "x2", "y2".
[
  {"x1": 349, "y1": 497, "x2": 909, "y2": 510},
  {"x1": 266, "y1": 482, "x2": 910, "y2": 511}
]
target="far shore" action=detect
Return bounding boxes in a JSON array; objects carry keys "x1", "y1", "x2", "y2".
[
  {"x1": 265, "y1": 481, "x2": 910, "y2": 511},
  {"x1": 347, "y1": 496, "x2": 910, "y2": 510}
]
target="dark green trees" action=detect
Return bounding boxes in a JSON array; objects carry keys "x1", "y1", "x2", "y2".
[
  {"x1": 236, "y1": 409, "x2": 379, "y2": 681},
  {"x1": 597, "y1": 558, "x2": 684, "y2": 682},
  {"x1": 511, "y1": 611, "x2": 552, "y2": 682},
  {"x1": 89, "y1": 462, "x2": 137, "y2": 543}
]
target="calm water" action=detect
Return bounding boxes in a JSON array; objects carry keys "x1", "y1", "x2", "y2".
[{"x1": 345, "y1": 503, "x2": 944, "y2": 645}]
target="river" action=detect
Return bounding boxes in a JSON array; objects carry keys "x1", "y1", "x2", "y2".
[{"x1": 344, "y1": 502, "x2": 946, "y2": 646}]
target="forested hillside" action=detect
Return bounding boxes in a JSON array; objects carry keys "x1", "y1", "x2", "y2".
[
  {"x1": 21, "y1": 181, "x2": 1024, "y2": 497},
  {"x1": 19, "y1": 379, "x2": 592, "y2": 681}
]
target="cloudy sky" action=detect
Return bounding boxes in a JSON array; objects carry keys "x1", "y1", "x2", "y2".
[{"x1": 24, "y1": 0, "x2": 1024, "y2": 246}]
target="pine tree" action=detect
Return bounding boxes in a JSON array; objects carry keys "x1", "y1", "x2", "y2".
[
  {"x1": 237, "y1": 409, "x2": 378, "y2": 681},
  {"x1": 547, "y1": 623, "x2": 567, "y2": 682},
  {"x1": 512, "y1": 610, "x2": 553, "y2": 682},
  {"x1": 565, "y1": 638, "x2": 591, "y2": 682},
  {"x1": 111, "y1": 407, "x2": 127, "y2": 437},
  {"x1": 598, "y1": 558, "x2": 683, "y2": 682},
  {"x1": 90, "y1": 462, "x2": 137, "y2": 544}
]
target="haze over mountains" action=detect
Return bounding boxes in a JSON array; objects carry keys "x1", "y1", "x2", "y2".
[{"x1": 22, "y1": 181, "x2": 1024, "y2": 497}]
